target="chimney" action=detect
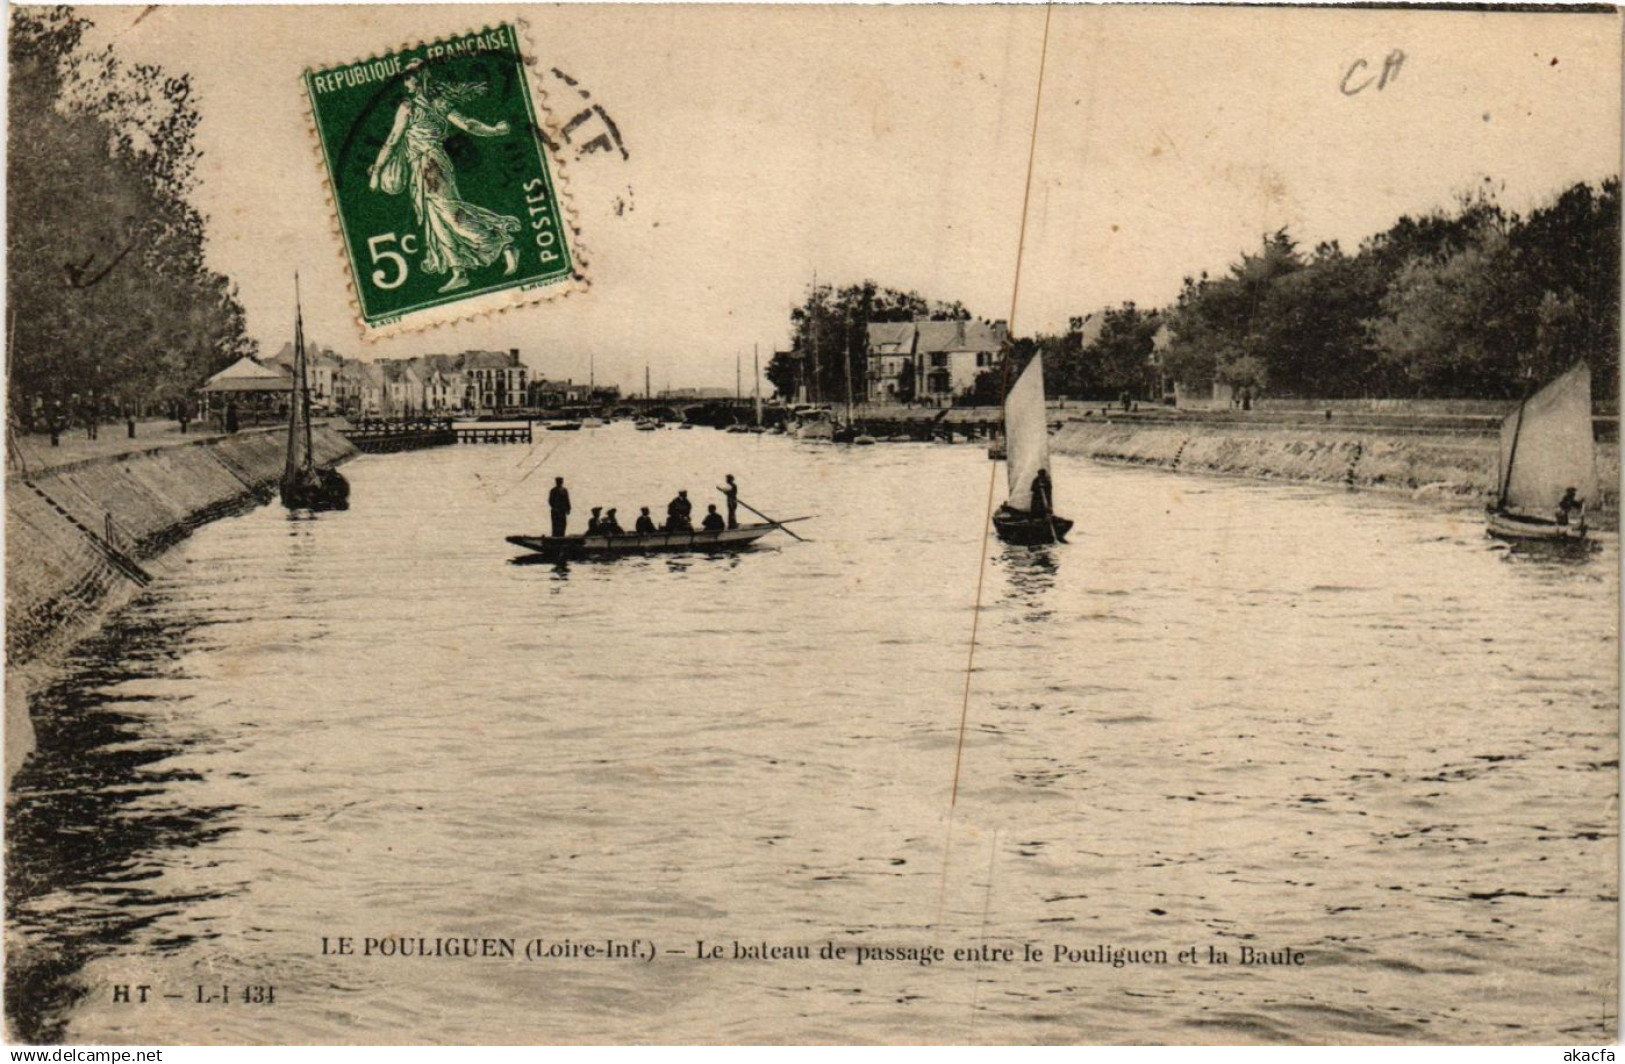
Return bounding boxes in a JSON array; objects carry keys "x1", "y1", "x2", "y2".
[{"x1": 509, "y1": 347, "x2": 520, "y2": 365}]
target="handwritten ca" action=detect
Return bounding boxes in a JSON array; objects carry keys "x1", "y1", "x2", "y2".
[{"x1": 1341, "y1": 50, "x2": 1406, "y2": 96}]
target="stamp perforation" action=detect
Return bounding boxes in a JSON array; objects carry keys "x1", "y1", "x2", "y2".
[{"x1": 301, "y1": 20, "x2": 590, "y2": 342}]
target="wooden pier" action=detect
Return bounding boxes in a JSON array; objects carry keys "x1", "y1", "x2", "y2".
[
  {"x1": 340, "y1": 418, "x2": 533, "y2": 453},
  {"x1": 454, "y1": 423, "x2": 533, "y2": 444}
]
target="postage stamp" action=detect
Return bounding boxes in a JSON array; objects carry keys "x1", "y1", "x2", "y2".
[{"x1": 304, "y1": 23, "x2": 584, "y2": 339}]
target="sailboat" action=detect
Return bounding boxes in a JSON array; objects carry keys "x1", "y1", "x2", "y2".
[
  {"x1": 279, "y1": 279, "x2": 350, "y2": 512},
  {"x1": 992, "y1": 353, "x2": 1072, "y2": 545},
  {"x1": 1486, "y1": 361, "x2": 1594, "y2": 542}
]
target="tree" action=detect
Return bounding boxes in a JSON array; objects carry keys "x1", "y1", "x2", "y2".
[
  {"x1": 1367, "y1": 227, "x2": 1521, "y2": 396},
  {"x1": 1083, "y1": 303, "x2": 1161, "y2": 398},
  {"x1": 1506, "y1": 178, "x2": 1619, "y2": 394},
  {"x1": 8, "y1": 6, "x2": 255, "y2": 426}
]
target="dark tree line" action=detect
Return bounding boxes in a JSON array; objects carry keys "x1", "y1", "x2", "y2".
[
  {"x1": 970, "y1": 303, "x2": 1165, "y2": 405},
  {"x1": 983, "y1": 179, "x2": 1620, "y2": 407},
  {"x1": 8, "y1": 6, "x2": 255, "y2": 430},
  {"x1": 1157, "y1": 180, "x2": 1619, "y2": 401},
  {"x1": 771, "y1": 180, "x2": 1616, "y2": 409}
]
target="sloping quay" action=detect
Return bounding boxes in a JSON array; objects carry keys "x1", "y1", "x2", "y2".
[{"x1": 7, "y1": 426, "x2": 355, "y2": 666}]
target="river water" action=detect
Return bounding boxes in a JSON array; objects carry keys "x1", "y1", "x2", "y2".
[{"x1": 7, "y1": 424, "x2": 1618, "y2": 1044}]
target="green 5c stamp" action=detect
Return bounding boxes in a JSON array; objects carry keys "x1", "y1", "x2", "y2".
[{"x1": 305, "y1": 24, "x2": 583, "y2": 337}]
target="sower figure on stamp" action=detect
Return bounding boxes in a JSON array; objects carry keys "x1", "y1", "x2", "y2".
[
  {"x1": 548, "y1": 476, "x2": 571, "y2": 537},
  {"x1": 369, "y1": 60, "x2": 522, "y2": 294}
]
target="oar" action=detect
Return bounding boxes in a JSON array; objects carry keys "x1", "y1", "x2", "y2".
[{"x1": 721, "y1": 489, "x2": 808, "y2": 541}]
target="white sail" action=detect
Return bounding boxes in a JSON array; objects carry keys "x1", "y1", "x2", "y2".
[
  {"x1": 1498, "y1": 361, "x2": 1594, "y2": 516},
  {"x1": 1003, "y1": 354, "x2": 1049, "y2": 512}
]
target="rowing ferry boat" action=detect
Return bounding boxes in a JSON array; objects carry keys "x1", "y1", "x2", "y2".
[{"x1": 507, "y1": 518, "x2": 810, "y2": 562}]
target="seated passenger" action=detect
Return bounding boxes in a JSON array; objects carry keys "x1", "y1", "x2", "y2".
[
  {"x1": 601, "y1": 507, "x2": 624, "y2": 535},
  {"x1": 635, "y1": 507, "x2": 658, "y2": 534},
  {"x1": 701, "y1": 504, "x2": 726, "y2": 531},
  {"x1": 585, "y1": 506, "x2": 603, "y2": 534},
  {"x1": 666, "y1": 490, "x2": 694, "y2": 532}
]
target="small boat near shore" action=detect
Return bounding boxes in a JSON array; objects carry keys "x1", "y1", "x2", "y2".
[
  {"x1": 547, "y1": 420, "x2": 584, "y2": 432},
  {"x1": 1486, "y1": 361, "x2": 1594, "y2": 544},
  {"x1": 279, "y1": 278, "x2": 349, "y2": 512},
  {"x1": 507, "y1": 518, "x2": 810, "y2": 562},
  {"x1": 992, "y1": 352, "x2": 1070, "y2": 545}
]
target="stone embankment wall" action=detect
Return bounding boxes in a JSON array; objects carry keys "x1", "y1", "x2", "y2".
[
  {"x1": 1051, "y1": 419, "x2": 1619, "y2": 524},
  {"x1": 7, "y1": 427, "x2": 355, "y2": 666}
]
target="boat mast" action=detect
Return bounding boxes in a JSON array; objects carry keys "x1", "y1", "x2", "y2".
[
  {"x1": 843, "y1": 320, "x2": 855, "y2": 426},
  {"x1": 1497, "y1": 377, "x2": 1536, "y2": 511},
  {"x1": 810, "y1": 270, "x2": 820, "y2": 406},
  {"x1": 298, "y1": 281, "x2": 314, "y2": 470},
  {"x1": 285, "y1": 274, "x2": 307, "y2": 478},
  {"x1": 754, "y1": 343, "x2": 762, "y2": 426}
]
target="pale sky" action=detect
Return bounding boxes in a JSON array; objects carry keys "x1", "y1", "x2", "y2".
[{"x1": 82, "y1": 4, "x2": 1622, "y2": 392}]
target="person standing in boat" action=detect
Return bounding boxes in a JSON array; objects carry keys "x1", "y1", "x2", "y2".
[
  {"x1": 548, "y1": 477, "x2": 572, "y2": 537},
  {"x1": 1557, "y1": 487, "x2": 1585, "y2": 526},
  {"x1": 721, "y1": 474, "x2": 740, "y2": 529},
  {"x1": 635, "y1": 507, "x2": 657, "y2": 534},
  {"x1": 1030, "y1": 468, "x2": 1054, "y2": 518},
  {"x1": 702, "y1": 505, "x2": 726, "y2": 531}
]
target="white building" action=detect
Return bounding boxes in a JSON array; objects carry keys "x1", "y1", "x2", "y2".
[{"x1": 866, "y1": 319, "x2": 1008, "y2": 403}]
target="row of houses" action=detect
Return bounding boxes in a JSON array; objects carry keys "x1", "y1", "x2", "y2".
[{"x1": 261, "y1": 344, "x2": 532, "y2": 415}]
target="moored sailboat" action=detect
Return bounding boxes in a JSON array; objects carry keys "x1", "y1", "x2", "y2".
[
  {"x1": 1487, "y1": 361, "x2": 1594, "y2": 542},
  {"x1": 279, "y1": 279, "x2": 349, "y2": 512},
  {"x1": 992, "y1": 353, "x2": 1071, "y2": 545}
]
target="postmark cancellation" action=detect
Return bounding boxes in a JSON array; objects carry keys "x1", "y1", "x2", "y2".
[{"x1": 304, "y1": 23, "x2": 586, "y2": 340}]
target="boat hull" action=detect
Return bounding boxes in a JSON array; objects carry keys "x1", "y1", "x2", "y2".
[
  {"x1": 280, "y1": 467, "x2": 350, "y2": 512},
  {"x1": 1486, "y1": 508, "x2": 1587, "y2": 542},
  {"x1": 993, "y1": 506, "x2": 1072, "y2": 545},
  {"x1": 793, "y1": 420, "x2": 834, "y2": 441},
  {"x1": 507, "y1": 521, "x2": 785, "y2": 561}
]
